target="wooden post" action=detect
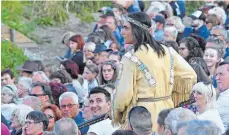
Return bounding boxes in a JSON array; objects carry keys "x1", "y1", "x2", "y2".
[{"x1": 10, "y1": 28, "x2": 15, "y2": 43}]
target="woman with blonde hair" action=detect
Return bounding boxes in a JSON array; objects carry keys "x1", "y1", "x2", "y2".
[
  {"x1": 83, "y1": 42, "x2": 96, "y2": 63},
  {"x1": 192, "y1": 82, "x2": 225, "y2": 133}
]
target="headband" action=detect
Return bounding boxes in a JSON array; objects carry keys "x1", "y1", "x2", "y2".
[{"x1": 124, "y1": 16, "x2": 150, "y2": 31}]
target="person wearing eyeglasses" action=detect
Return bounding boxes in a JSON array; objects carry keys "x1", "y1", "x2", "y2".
[
  {"x1": 58, "y1": 92, "x2": 88, "y2": 135},
  {"x1": 192, "y1": 82, "x2": 225, "y2": 133},
  {"x1": 41, "y1": 104, "x2": 62, "y2": 131},
  {"x1": 22, "y1": 111, "x2": 49, "y2": 135},
  {"x1": 11, "y1": 104, "x2": 34, "y2": 135},
  {"x1": 30, "y1": 82, "x2": 55, "y2": 107},
  {"x1": 210, "y1": 25, "x2": 227, "y2": 41}
]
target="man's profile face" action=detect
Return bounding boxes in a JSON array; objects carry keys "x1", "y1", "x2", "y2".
[
  {"x1": 216, "y1": 64, "x2": 229, "y2": 92},
  {"x1": 89, "y1": 93, "x2": 110, "y2": 117}
]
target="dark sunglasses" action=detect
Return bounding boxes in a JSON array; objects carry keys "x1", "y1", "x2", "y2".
[{"x1": 29, "y1": 94, "x2": 47, "y2": 97}]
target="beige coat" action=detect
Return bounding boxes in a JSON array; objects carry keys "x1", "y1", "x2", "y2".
[{"x1": 112, "y1": 44, "x2": 197, "y2": 131}]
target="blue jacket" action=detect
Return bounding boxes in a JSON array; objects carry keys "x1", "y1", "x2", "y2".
[
  {"x1": 183, "y1": 25, "x2": 210, "y2": 40},
  {"x1": 224, "y1": 47, "x2": 229, "y2": 59},
  {"x1": 127, "y1": 0, "x2": 141, "y2": 13},
  {"x1": 74, "y1": 111, "x2": 89, "y2": 135},
  {"x1": 177, "y1": 0, "x2": 186, "y2": 18}
]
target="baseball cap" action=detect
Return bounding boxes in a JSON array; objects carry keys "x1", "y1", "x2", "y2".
[
  {"x1": 100, "y1": 10, "x2": 115, "y2": 18},
  {"x1": 153, "y1": 15, "x2": 165, "y2": 24},
  {"x1": 98, "y1": 6, "x2": 112, "y2": 13},
  {"x1": 189, "y1": 10, "x2": 205, "y2": 21}
]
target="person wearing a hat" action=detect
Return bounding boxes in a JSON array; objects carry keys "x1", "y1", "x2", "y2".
[
  {"x1": 16, "y1": 60, "x2": 41, "y2": 78},
  {"x1": 93, "y1": 6, "x2": 112, "y2": 32},
  {"x1": 61, "y1": 31, "x2": 76, "y2": 59},
  {"x1": 152, "y1": 15, "x2": 165, "y2": 42},
  {"x1": 183, "y1": 10, "x2": 210, "y2": 40},
  {"x1": 93, "y1": 43, "x2": 112, "y2": 65}
]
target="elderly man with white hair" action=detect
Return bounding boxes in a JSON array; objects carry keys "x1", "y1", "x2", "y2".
[
  {"x1": 163, "y1": 108, "x2": 197, "y2": 135},
  {"x1": 163, "y1": 26, "x2": 178, "y2": 42},
  {"x1": 54, "y1": 118, "x2": 79, "y2": 135},
  {"x1": 210, "y1": 25, "x2": 227, "y2": 41},
  {"x1": 11, "y1": 104, "x2": 34, "y2": 135},
  {"x1": 59, "y1": 92, "x2": 88, "y2": 134},
  {"x1": 32, "y1": 71, "x2": 50, "y2": 83}
]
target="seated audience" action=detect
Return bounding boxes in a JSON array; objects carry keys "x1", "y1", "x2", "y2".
[
  {"x1": 41, "y1": 104, "x2": 62, "y2": 131},
  {"x1": 22, "y1": 96, "x2": 42, "y2": 111},
  {"x1": 81, "y1": 98, "x2": 93, "y2": 120},
  {"x1": 83, "y1": 64, "x2": 99, "y2": 92},
  {"x1": 1, "y1": 84, "x2": 18, "y2": 105},
  {"x1": 49, "y1": 82, "x2": 67, "y2": 107},
  {"x1": 54, "y1": 118, "x2": 79, "y2": 135},
  {"x1": 32, "y1": 71, "x2": 50, "y2": 84},
  {"x1": 157, "y1": 108, "x2": 173, "y2": 135},
  {"x1": 108, "y1": 51, "x2": 122, "y2": 67},
  {"x1": 216, "y1": 60, "x2": 229, "y2": 130},
  {"x1": 98, "y1": 60, "x2": 118, "y2": 85},
  {"x1": 164, "y1": 108, "x2": 197, "y2": 135},
  {"x1": 11, "y1": 104, "x2": 34, "y2": 135},
  {"x1": 177, "y1": 120, "x2": 222, "y2": 135},
  {"x1": 1, "y1": 68, "x2": 15, "y2": 87},
  {"x1": 30, "y1": 82, "x2": 55, "y2": 107},
  {"x1": 128, "y1": 106, "x2": 154, "y2": 135},
  {"x1": 178, "y1": 37, "x2": 204, "y2": 62},
  {"x1": 17, "y1": 76, "x2": 32, "y2": 99},
  {"x1": 22, "y1": 111, "x2": 49, "y2": 135},
  {"x1": 192, "y1": 82, "x2": 225, "y2": 133},
  {"x1": 87, "y1": 87, "x2": 117, "y2": 135},
  {"x1": 59, "y1": 92, "x2": 88, "y2": 134}
]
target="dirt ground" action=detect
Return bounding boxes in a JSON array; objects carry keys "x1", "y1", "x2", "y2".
[{"x1": 25, "y1": 13, "x2": 97, "y2": 68}]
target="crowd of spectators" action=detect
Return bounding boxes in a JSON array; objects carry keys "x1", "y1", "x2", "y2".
[{"x1": 1, "y1": 0, "x2": 229, "y2": 135}]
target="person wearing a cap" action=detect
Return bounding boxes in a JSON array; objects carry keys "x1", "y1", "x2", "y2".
[
  {"x1": 93, "y1": 43, "x2": 112, "y2": 65},
  {"x1": 93, "y1": 6, "x2": 112, "y2": 32},
  {"x1": 153, "y1": 15, "x2": 165, "y2": 42},
  {"x1": 183, "y1": 10, "x2": 210, "y2": 39},
  {"x1": 61, "y1": 31, "x2": 76, "y2": 59}
]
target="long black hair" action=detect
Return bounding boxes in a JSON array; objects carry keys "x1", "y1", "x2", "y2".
[{"x1": 127, "y1": 12, "x2": 165, "y2": 58}]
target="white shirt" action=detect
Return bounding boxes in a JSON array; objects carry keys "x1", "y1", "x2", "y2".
[
  {"x1": 88, "y1": 119, "x2": 118, "y2": 135},
  {"x1": 217, "y1": 89, "x2": 229, "y2": 130},
  {"x1": 197, "y1": 109, "x2": 225, "y2": 133}
]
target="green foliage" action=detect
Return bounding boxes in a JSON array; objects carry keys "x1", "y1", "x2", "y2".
[
  {"x1": 185, "y1": 1, "x2": 204, "y2": 15},
  {"x1": 70, "y1": 1, "x2": 113, "y2": 22},
  {"x1": 1, "y1": 41, "x2": 28, "y2": 76}
]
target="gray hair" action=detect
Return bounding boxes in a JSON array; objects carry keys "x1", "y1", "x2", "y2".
[
  {"x1": 164, "y1": 108, "x2": 197, "y2": 134},
  {"x1": 164, "y1": 26, "x2": 178, "y2": 40},
  {"x1": 33, "y1": 71, "x2": 50, "y2": 83},
  {"x1": 59, "y1": 92, "x2": 79, "y2": 106},
  {"x1": 22, "y1": 96, "x2": 42, "y2": 111},
  {"x1": 54, "y1": 118, "x2": 78, "y2": 135},
  {"x1": 192, "y1": 82, "x2": 216, "y2": 109},
  {"x1": 17, "y1": 76, "x2": 32, "y2": 93},
  {"x1": 12, "y1": 104, "x2": 34, "y2": 126},
  {"x1": 166, "y1": 16, "x2": 185, "y2": 32},
  {"x1": 177, "y1": 120, "x2": 221, "y2": 135},
  {"x1": 2, "y1": 84, "x2": 18, "y2": 104},
  {"x1": 208, "y1": 7, "x2": 226, "y2": 25},
  {"x1": 128, "y1": 106, "x2": 153, "y2": 135},
  {"x1": 211, "y1": 25, "x2": 227, "y2": 39}
]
